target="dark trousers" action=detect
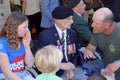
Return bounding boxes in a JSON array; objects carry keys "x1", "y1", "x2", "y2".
[{"x1": 27, "y1": 12, "x2": 42, "y2": 34}]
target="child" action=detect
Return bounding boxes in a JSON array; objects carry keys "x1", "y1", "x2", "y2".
[
  {"x1": 0, "y1": 12, "x2": 34, "y2": 80},
  {"x1": 35, "y1": 45, "x2": 63, "y2": 80}
]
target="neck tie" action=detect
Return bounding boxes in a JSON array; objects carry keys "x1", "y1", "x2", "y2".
[
  {"x1": 60, "y1": 32, "x2": 68, "y2": 62},
  {"x1": 60, "y1": 32, "x2": 65, "y2": 45}
]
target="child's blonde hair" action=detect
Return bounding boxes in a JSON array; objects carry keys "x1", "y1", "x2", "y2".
[{"x1": 35, "y1": 45, "x2": 63, "y2": 73}]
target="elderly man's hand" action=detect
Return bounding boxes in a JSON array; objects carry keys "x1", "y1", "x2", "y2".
[
  {"x1": 60, "y1": 62, "x2": 76, "y2": 71},
  {"x1": 66, "y1": 71, "x2": 74, "y2": 79}
]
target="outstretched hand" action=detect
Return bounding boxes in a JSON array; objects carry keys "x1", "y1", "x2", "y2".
[{"x1": 83, "y1": 48, "x2": 96, "y2": 59}]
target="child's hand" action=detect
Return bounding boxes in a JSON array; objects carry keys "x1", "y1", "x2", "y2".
[{"x1": 22, "y1": 30, "x2": 31, "y2": 48}]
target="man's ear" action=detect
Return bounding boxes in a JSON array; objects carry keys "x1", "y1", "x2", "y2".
[{"x1": 105, "y1": 22, "x2": 111, "y2": 29}]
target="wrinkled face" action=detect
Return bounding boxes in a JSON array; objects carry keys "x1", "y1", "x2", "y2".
[
  {"x1": 17, "y1": 20, "x2": 29, "y2": 37},
  {"x1": 91, "y1": 14, "x2": 107, "y2": 34},
  {"x1": 55, "y1": 16, "x2": 73, "y2": 31},
  {"x1": 77, "y1": 0, "x2": 86, "y2": 14}
]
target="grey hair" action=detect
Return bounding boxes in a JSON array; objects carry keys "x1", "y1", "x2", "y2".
[{"x1": 103, "y1": 13, "x2": 114, "y2": 23}]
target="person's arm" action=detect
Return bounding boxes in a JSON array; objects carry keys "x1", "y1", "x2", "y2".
[
  {"x1": 22, "y1": 0, "x2": 27, "y2": 14},
  {"x1": 60, "y1": 62, "x2": 75, "y2": 79},
  {"x1": 23, "y1": 30, "x2": 34, "y2": 68},
  {"x1": 103, "y1": 60, "x2": 120, "y2": 75},
  {"x1": 0, "y1": 53, "x2": 22, "y2": 80},
  {"x1": 24, "y1": 46, "x2": 34, "y2": 68},
  {"x1": 41, "y1": 0, "x2": 54, "y2": 22},
  {"x1": 60, "y1": 62, "x2": 76, "y2": 71},
  {"x1": 83, "y1": 43, "x2": 96, "y2": 59}
]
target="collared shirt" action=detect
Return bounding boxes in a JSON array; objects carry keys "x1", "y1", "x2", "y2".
[
  {"x1": 55, "y1": 24, "x2": 68, "y2": 62},
  {"x1": 76, "y1": 12, "x2": 82, "y2": 17}
]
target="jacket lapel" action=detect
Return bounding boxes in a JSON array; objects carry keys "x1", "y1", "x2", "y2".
[
  {"x1": 67, "y1": 30, "x2": 71, "y2": 45},
  {"x1": 51, "y1": 26, "x2": 61, "y2": 45}
]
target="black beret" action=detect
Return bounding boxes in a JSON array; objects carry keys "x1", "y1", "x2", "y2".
[
  {"x1": 68, "y1": 0, "x2": 81, "y2": 8},
  {"x1": 52, "y1": 5, "x2": 73, "y2": 19}
]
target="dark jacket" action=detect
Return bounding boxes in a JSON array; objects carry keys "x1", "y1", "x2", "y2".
[{"x1": 39, "y1": 26, "x2": 79, "y2": 76}]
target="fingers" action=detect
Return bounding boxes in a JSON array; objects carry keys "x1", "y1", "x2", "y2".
[
  {"x1": 66, "y1": 62, "x2": 76, "y2": 71},
  {"x1": 103, "y1": 64, "x2": 115, "y2": 75},
  {"x1": 22, "y1": 30, "x2": 31, "y2": 48},
  {"x1": 103, "y1": 68, "x2": 113, "y2": 75},
  {"x1": 68, "y1": 62, "x2": 76, "y2": 70},
  {"x1": 84, "y1": 52, "x2": 96, "y2": 59},
  {"x1": 25, "y1": 30, "x2": 31, "y2": 39},
  {"x1": 60, "y1": 62, "x2": 76, "y2": 71},
  {"x1": 24, "y1": 30, "x2": 31, "y2": 42},
  {"x1": 66, "y1": 71, "x2": 74, "y2": 79}
]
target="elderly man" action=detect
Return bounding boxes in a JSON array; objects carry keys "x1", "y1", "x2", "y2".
[
  {"x1": 39, "y1": 5, "x2": 88, "y2": 80},
  {"x1": 68, "y1": 0, "x2": 92, "y2": 47},
  {"x1": 84, "y1": 7, "x2": 120, "y2": 80}
]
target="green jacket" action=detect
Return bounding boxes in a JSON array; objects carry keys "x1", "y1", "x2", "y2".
[{"x1": 72, "y1": 12, "x2": 92, "y2": 43}]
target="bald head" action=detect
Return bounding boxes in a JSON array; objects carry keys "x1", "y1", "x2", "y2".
[
  {"x1": 92, "y1": 7, "x2": 115, "y2": 34},
  {"x1": 93, "y1": 7, "x2": 114, "y2": 23}
]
